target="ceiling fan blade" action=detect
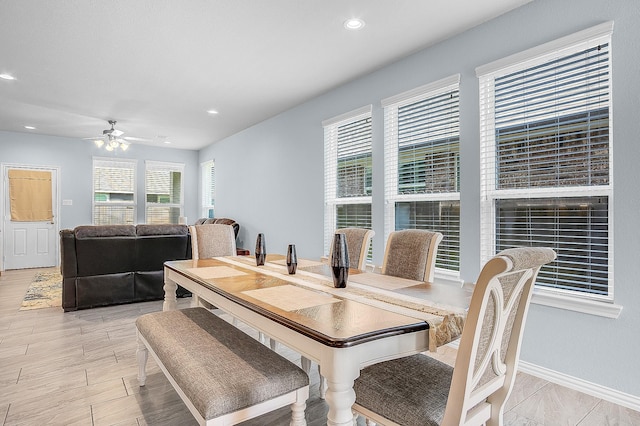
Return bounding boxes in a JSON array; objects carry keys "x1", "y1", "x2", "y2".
[
  {"x1": 111, "y1": 129, "x2": 124, "y2": 137},
  {"x1": 123, "y1": 136, "x2": 151, "y2": 142}
]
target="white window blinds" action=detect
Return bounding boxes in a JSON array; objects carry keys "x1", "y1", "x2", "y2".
[
  {"x1": 202, "y1": 160, "x2": 215, "y2": 219},
  {"x1": 145, "y1": 161, "x2": 184, "y2": 224},
  {"x1": 323, "y1": 105, "x2": 373, "y2": 257},
  {"x1": 478, "y1": 22, "x2": 613, "y2": 299},
  {"x1": 92, "y1": 158, "x2": 136, "y2": 225},
  {"x1": 383, "y1": 75, "x2": 461, "y2": 272}
]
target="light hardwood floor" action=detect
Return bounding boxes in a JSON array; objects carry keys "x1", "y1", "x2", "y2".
[{"x1": 1, "y1": 267, "x2": 638, "y2": 425}]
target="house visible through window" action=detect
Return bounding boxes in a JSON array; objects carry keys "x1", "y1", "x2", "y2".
[
  {"x1": 323, "y1": 105, "x2": 373, "y2": 258},
  {"x1": 92, "y1": 158, "x2": 136, "y2": 225},
  {"x1": 145, "y1": 161, "x2": 184, "y2": 224},
  {"x1": 478, "y1": 22, "x2": 613, "y2": 300},
  {"x1": 383, "y1": 75, "x2": 461, "y2": 273}
]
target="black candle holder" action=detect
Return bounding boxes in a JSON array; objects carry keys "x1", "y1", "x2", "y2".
[
  {"x1": 286, "y1": 244, "x2": 297, "y2": 274},
  {"x1": 330, "y1": 233, "x2": 349, "y2": 288},
  {"x1": 255, "y1": 233, "x2": 266, "y2": 266}
]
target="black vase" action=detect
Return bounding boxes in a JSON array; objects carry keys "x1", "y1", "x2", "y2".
[
  {"x1": 255, "y1": 233, "x2": 266, "y2": 266},
  {"x1": 286, "y1": 244, "x2": 297, "y2": 274},
  {"x1": 330, "y1": 233, "x2": 349, "y2": 288}
]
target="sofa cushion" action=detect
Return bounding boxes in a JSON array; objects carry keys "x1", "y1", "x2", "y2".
[
  {"x1": 75, "y1": 225, "x2": 136, "y2": 238},
  {"x1": 136, "y1": 224, "x2": 188, "y2": 236}
]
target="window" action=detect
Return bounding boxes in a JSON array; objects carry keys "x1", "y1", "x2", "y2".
[
  {"x1": 323, "y1": 105, "x2": 373, "y2": 257},
  {"x1": 145, "y1": 161, "x2": 184, "y2": 224},
  {"x1": 92, "y1": 158, "x2": 136, "y2": 225},
  {"x1": 383, "y1": 75, "x2": 461, "y2": 273},
  {"x1": 202, "y1": 160, "x2": 215, "y2": 219},
  {"x1": 478, "y1": 22, "x2": 613, "y2": 301}
]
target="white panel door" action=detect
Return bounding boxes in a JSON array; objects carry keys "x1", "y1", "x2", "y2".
[{"x1": 3, "y1": 166, "x2": 58, "y2": 270}]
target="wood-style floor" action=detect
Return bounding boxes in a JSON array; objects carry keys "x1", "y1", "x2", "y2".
[{"x1": 1, "y1": 267, "x2": 638, "y2": 425}]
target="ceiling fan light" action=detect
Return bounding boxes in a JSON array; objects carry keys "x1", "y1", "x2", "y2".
[
  {"x1": 108, "y1": 138, "x2": 120, "y2": 148},
  {"x1": 120, "y1": 141, "x2": 130, "y2": 151},
  {"x1": 94, "y1": 139, "x2": 104, "y2": 148},
  {"x1": 105, "y1": 144, "x2": 114, "y2": 152}
]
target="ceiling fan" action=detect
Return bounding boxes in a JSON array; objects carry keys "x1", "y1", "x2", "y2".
[{"x1": 88, "y1": 120, "x2": 130, "y2": 151}]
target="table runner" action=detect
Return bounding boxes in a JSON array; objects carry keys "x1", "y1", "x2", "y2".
[{"x1": 219, "y1": 256, "x2": 466, "y2": 352}]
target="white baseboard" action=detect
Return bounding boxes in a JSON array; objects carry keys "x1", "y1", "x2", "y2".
[{"x1": 518, "y1": 360, "x2": 640, "y2": 412}]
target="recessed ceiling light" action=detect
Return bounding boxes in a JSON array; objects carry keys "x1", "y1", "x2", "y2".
[
  {"x1": 344, "y1": 18, "x2": 365, "y2": 30},
  {"x1": 0, "y1": 73, "x2": 16, "y2": 80},
  {"x1": 207, "y1": 110, "x2": 219, "y2": 115},
  {"x1": 24, "y1": 125, "x2": 36, "y2": 130}
]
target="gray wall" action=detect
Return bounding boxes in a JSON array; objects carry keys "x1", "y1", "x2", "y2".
[
  {"x1": 0, "y1": 131, "x2": 200, "y2": 230},
  {"x1": 201, "y1": 0, "x2": 640, "y2": 397}
]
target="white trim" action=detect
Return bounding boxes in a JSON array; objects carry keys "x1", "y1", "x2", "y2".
[
  {"x1": 531, "y1": 290, "x2": 622, "y2": 318},
  {"x1": 381, "y1": 74, "x2": 460, "y2": 107},
  {"x1": 518, "y1": 360, "x2": 640, "y2": 412},
  {"x1": 322, "y1": 104, "x2": 372, "y2": 127},
  {"x1": 476, "y1": 21, "x2": 614, "y2": 77}
]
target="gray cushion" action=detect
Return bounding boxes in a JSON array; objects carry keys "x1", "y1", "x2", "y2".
[
  {"x1": 136, "y1": 224, "x2": 188, "y2": 236},
  {"x1": 75, "y1": 225, "x2": 136, "y2": 238},
  {"x1": 354, "y1": 354, "x2": 453, "y2": 426},
  {"x1": 136, "y1": 307, "x2": 309, "y2": 420}
]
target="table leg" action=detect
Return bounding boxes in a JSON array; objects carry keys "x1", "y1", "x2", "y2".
[
  {"x1": 163, "y1": 275, "x2": 177, "y2": 311},
  {"x1": 322, "y1": 357, "x2": 359, "y2": 426}
]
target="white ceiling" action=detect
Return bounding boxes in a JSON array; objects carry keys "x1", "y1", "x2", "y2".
[{"x1": 0, "y1": 0, "x2": 531, "y2": 150}]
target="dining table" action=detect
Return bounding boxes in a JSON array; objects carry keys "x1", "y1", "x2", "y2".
[{"x1": 162, "y1": 254, "x2": 471, "y2": 426}]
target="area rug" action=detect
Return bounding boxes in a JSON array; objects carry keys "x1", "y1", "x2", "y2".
[{"x1": 19, "y1": 271, "x2": 63, "y2": 310}]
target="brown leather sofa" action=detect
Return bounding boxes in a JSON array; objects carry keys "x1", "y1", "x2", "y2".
[{"x1": 59, "y1": 224, "x2": 192, "y2": 312}]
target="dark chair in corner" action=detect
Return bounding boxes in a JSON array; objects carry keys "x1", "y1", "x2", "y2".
[
  {"x1": 382, "y1": 229, "x2": 443, "y2": 282},
  {"x1": 352, "y1": 247, "x2": 556, "y2": 426}
]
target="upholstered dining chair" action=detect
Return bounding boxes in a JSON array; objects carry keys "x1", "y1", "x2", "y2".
[
  {"x1": 382, "y1": 229, "x2": 443, "y2": 282},
  {"x1": 352, "y1": 246, "x2": 556, "y2": 426},
  {"x1": 188, "y1": 224, "x2": 237, "y2": 312},
  {"x1": 329, "y1": 228, "x2": 375, "y2": 271},
  {"x1": 189, "y1": 223, "x2": 237, "y2": 260}
]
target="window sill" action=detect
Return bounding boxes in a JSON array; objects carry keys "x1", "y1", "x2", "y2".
[{"x1": 531, "y1": 290, "x2": 622, "y2": 319}]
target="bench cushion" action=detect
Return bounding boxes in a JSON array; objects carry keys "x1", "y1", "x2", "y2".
[{"x1": 136, "y1": 307, "x2": 309, "y2": 420}]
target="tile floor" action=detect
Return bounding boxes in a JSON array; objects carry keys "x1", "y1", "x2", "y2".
[{"x1": 0, "y1": 267, "x2": 638, "y2": 425}]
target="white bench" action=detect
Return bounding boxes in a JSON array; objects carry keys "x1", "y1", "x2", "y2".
[{"x1": 136, "y1": 307, "x2": 309, "y2": 425}]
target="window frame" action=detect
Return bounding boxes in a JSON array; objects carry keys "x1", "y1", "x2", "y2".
[
  {"x1": 382, "y1": 74, "x2": 462, "y2": 279},
  {"x1": 92, "y1": 157, "x2": 137, "y2": 225},
  {"x1": 323, "y1": 105, "x2": 373, "y2": 257},
  {"x1": 144, "y1": 160, "x2": 185, "y2": 224},
  {"x1": 476, "y1": 22, "x2": 621, "y2": 318}
]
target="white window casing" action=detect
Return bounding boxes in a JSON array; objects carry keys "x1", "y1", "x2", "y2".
[
  {"x1": 323, "y1": 105, "x2": 373, "y2": 257},
  {"x1": 145, "y1": 160, "x2": 185, "y2": 224},
  {"x1": 92, "y1": 157, "x2": 137, "y2": 225},
  {"x1": 383, "y1": 74, "x2": 461, "y2": 275},
  {"x1": 477, "y1": 22, "x2": 621, "y2": 317}
]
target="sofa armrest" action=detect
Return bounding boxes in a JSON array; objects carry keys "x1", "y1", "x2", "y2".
[{"x1": 59, "y1": 229, "x2": 77, "y2": 278}]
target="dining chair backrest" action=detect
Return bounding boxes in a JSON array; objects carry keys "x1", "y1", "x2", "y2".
[
  {"x1": 381, "y1": 229, "x2": 443, "y2": 282},
  {"x1": 329, "y1": 228, "x2": 375, "y2": 271},
  {"x1": 442, "y1": 246, "x2": 556, "y2": 425},
  {"x1": 189, "y1": 224, "x2": 236, "y2": 260}
]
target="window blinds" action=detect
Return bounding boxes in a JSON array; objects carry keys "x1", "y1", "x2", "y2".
[
  {"x1": 383, "y1": 75, "x2": 461, "y2": 272},
  {"x1": 478, "y1": 23, "x2": 612, "y2": 298},
  {"x1": 145, "y1": 161, "x2": 184, "y2": 224},
  {"x1": 323, "y1": 106, "x2": 373, "y2": 257},
  {"x1": 93, "y1": 158, "x2": 136, "y2": 225},
  {"x1": 202, "y1": 160, "x2": 215, "y2": 218}
]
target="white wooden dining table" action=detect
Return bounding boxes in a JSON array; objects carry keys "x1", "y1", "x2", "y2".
[{"x1": 162, "y1": 254, "x2": 470, "y2": 426}]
